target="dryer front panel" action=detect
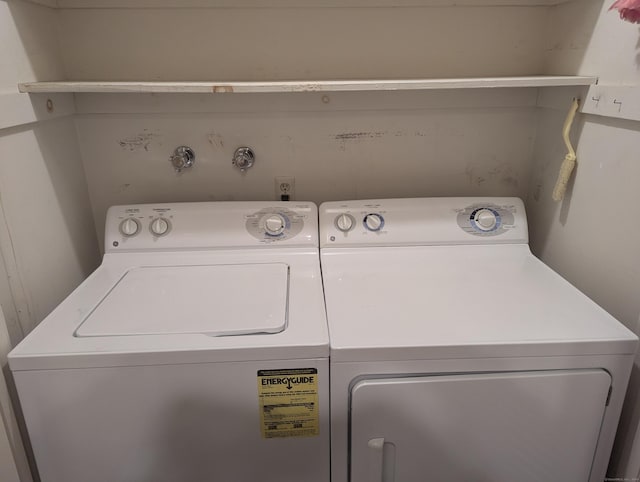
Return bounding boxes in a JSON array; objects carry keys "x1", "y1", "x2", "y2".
[{"x1": 350, "y1": 369, "x2": 610, "y2": 482}]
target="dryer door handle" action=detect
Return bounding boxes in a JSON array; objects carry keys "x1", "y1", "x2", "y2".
[{"x1": 368, "y1": 437, "x2": 394, "y2": 482}]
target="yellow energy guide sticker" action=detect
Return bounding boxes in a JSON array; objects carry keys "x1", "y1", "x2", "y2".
[{"x1": 257, "y1": 368, "x2": 319, "y2": 438}]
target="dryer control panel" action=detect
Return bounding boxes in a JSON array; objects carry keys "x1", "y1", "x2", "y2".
[
  {"x1": 456, "y1": 203, "x2": 517, "y2": 237},
  {"x1": 320, "y1": 197, "x2": 528, "y2": 247},
  {"x1": 105, "y1": 201, "x2": 317, "y2": 252}
]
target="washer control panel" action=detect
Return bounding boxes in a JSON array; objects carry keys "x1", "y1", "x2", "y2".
[
  {"x1": 115, "y1": 207, "x2": 172, "y2": 241},
  {"x1": 245, "y1": 207, "x2": 306, "y2": 242},
  {"x1": 320, "y1": 197, "x2": 527, "y2": 247},
  {"x1": 456, "y1": 203, "x2": 516, "y2": 237},
  {"x1": 105, "y1": 202, "x2": 317, "y2": 252},
  {"x1": 119, "y1": 218, "x2": 141, "y2": 237}
]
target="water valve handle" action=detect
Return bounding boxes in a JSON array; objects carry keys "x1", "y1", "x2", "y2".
[
  {"x1": 232, "y1": 147, "x2": 255, "y2": 171},
  {"x1": 170, "y1": 146, "x2": 195, "y2": 172}
]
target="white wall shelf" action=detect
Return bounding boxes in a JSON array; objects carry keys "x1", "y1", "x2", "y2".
[
  {"x1": 22, "y1": 0, "x2": 586, "y2": 9},
  {"x1": 18, "y1": 77, "x2": 598, "y2": 94}
]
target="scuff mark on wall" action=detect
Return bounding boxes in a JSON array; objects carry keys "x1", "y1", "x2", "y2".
[
  {"x1": 500, "y1": 175, "x2": 519, "y2": 188},
  {"x1": 118, "y1": 130, "x2": 160, "y2": 152},
  {"x1": 532, "y1": 181, "x2": 543, "y2": 201},
  {"x1": 118, "y1": 183, "x2": 131, "y2": 192},
  {"x1": 465, "y1": 165, "x2": 486, "y2": 187},
  {"x1": 333, "y1": 131, "x2": 386, "y2": 151},
  {"x1": 208, "y1": 132, "x2": 225, "y2": 150},
  {"x1": 465, "y1": 160, "x2": 519, "y2": 190},
  {"x1": 333, "y1": 131, "x2": 384, "y2": 141}
]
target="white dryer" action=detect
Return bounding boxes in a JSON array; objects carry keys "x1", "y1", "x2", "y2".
[
  {"x1": 319, "y1": 197, "x2": 638, "y2": 482},
  {"x1": 9, "y1": 201, "x2": 329, "y2": 482}
]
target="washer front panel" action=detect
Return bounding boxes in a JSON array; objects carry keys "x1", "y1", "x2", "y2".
[{"x1": 14, "y1": 358, "x2": 330, "y2": 482}]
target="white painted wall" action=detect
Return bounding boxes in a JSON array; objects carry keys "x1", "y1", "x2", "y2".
[
  {"x1": 545, "y1": 0, "x2": 640, "y2": 83},
  {"x1": 0, "y1": 1, "x2": 101, "y2": 480},
  {"x1": 528, "y1": 107, "x2": 640, "y2": 479},
  {"x1": 0, "y1": 119, "x2": 101, "y2": 337},
  {"x1": 74, "y1": 89, "x2": 538, "y2": 245},
  {"x1": 530, "y1": 0, "x2": 640, "y2": 476},
  {"x1": 0, "y1": 308, "x2": 24, "y2": 482},
  {"x1": 0, "y1": 1, "x2": 64, "y2": 92},
  {"x1": 56, "y1": 6, "x2": 548, "y2": 81}
]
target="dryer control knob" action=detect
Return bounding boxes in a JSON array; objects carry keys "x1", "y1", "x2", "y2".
[
  {"x1": 150, "y1": 217, "x2": 170, "y2": 236},
  {"x1": 119, "y1": 218, "x2": 140, "y2": 237},
  {"x1": 474, "y1": 209, "x2": 497, "y2": 231},
  {"x1": 264, "y1": 214, "x2": 286, "y2": 236},
  {"x1": 335, "y1": 214, "x2": 355, "y2": 232},
  {"x1": 364, "y1": 213, "x2": 384, "y2": 232}
]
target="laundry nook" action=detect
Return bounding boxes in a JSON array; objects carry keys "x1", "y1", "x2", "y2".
[{"x1": 1, "y1": 0, "x2": 640, "y2": 481}]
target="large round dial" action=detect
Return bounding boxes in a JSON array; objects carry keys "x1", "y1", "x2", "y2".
[
  {"x1": 264, "y1": 214, "x2": 286, "y2": 236},
  {"x1": 150, "y1": 217, "x2": 170, "y2": 236},
  {"x1": 473, "y1": 208, "x2": 498, "y2": 231},
  {"x1": 363, "y1": 213, "x2": 384, "y2": 232},
  {"x1": 335, "y1": 213, "x2": 355, "y2": 232},
  {"x1": 119, "y1": 218, "x2": 140, "y2": 237}
]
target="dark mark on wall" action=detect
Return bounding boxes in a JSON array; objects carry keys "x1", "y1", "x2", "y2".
[
  {"x1": 465, "y1": 161, "x2": 519, "y2": 190},
  {"x1": 118, "y1": 131, "x2": 159, "y2": 152},
  {"x1": 333, "y1": 132, "x2": 384, "y2": 140},
  {"x1": 208, "y1": 133, "x2": 224, "y2": 150},
  {"x1": 501, "y1": 176, "x2": 519, "y2": 188},
  {"x1": 533, "y1": 182, "x2": 543, "y2": 201}
]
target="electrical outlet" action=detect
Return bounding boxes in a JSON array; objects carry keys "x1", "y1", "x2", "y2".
[{"x1": 275, "y1": 176, "x2": 295, "y2": 201}]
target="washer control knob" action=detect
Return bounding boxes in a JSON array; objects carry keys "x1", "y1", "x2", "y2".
[
  {"x1": 150, "y1": 217, "x2": 170, "y2": 236},
  {"x1": 264, "y1": 214, "x2": 286, "y2": 236},
  {"x1": 119, "y1": 218, "x2": 140, "y2": 237},
  {"x1": 364, "y1": 213, "x2": 384, "y2": 232},
  {"x1": 335, "y1": 214, "x2": 355, "y2": 232},
  {"x1": 474, "y1": 209, "x2": 497, "y2": 231}
]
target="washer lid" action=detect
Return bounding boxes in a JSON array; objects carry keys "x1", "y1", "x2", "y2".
[{"x1": 75, "y1": 263, "x2": 289, "y2": 337}]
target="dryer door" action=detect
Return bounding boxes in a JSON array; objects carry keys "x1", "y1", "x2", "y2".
[{"x1": 350, "y1": 369, "x2": 611, "y2": 482}]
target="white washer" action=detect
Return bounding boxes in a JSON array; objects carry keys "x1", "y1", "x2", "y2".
[
  {"x1": 9, "y1": 201, "x2": 329, "y2": 482},
  {"x1": 319, "y1": 197, "x2": 638, "y2": 482}
]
